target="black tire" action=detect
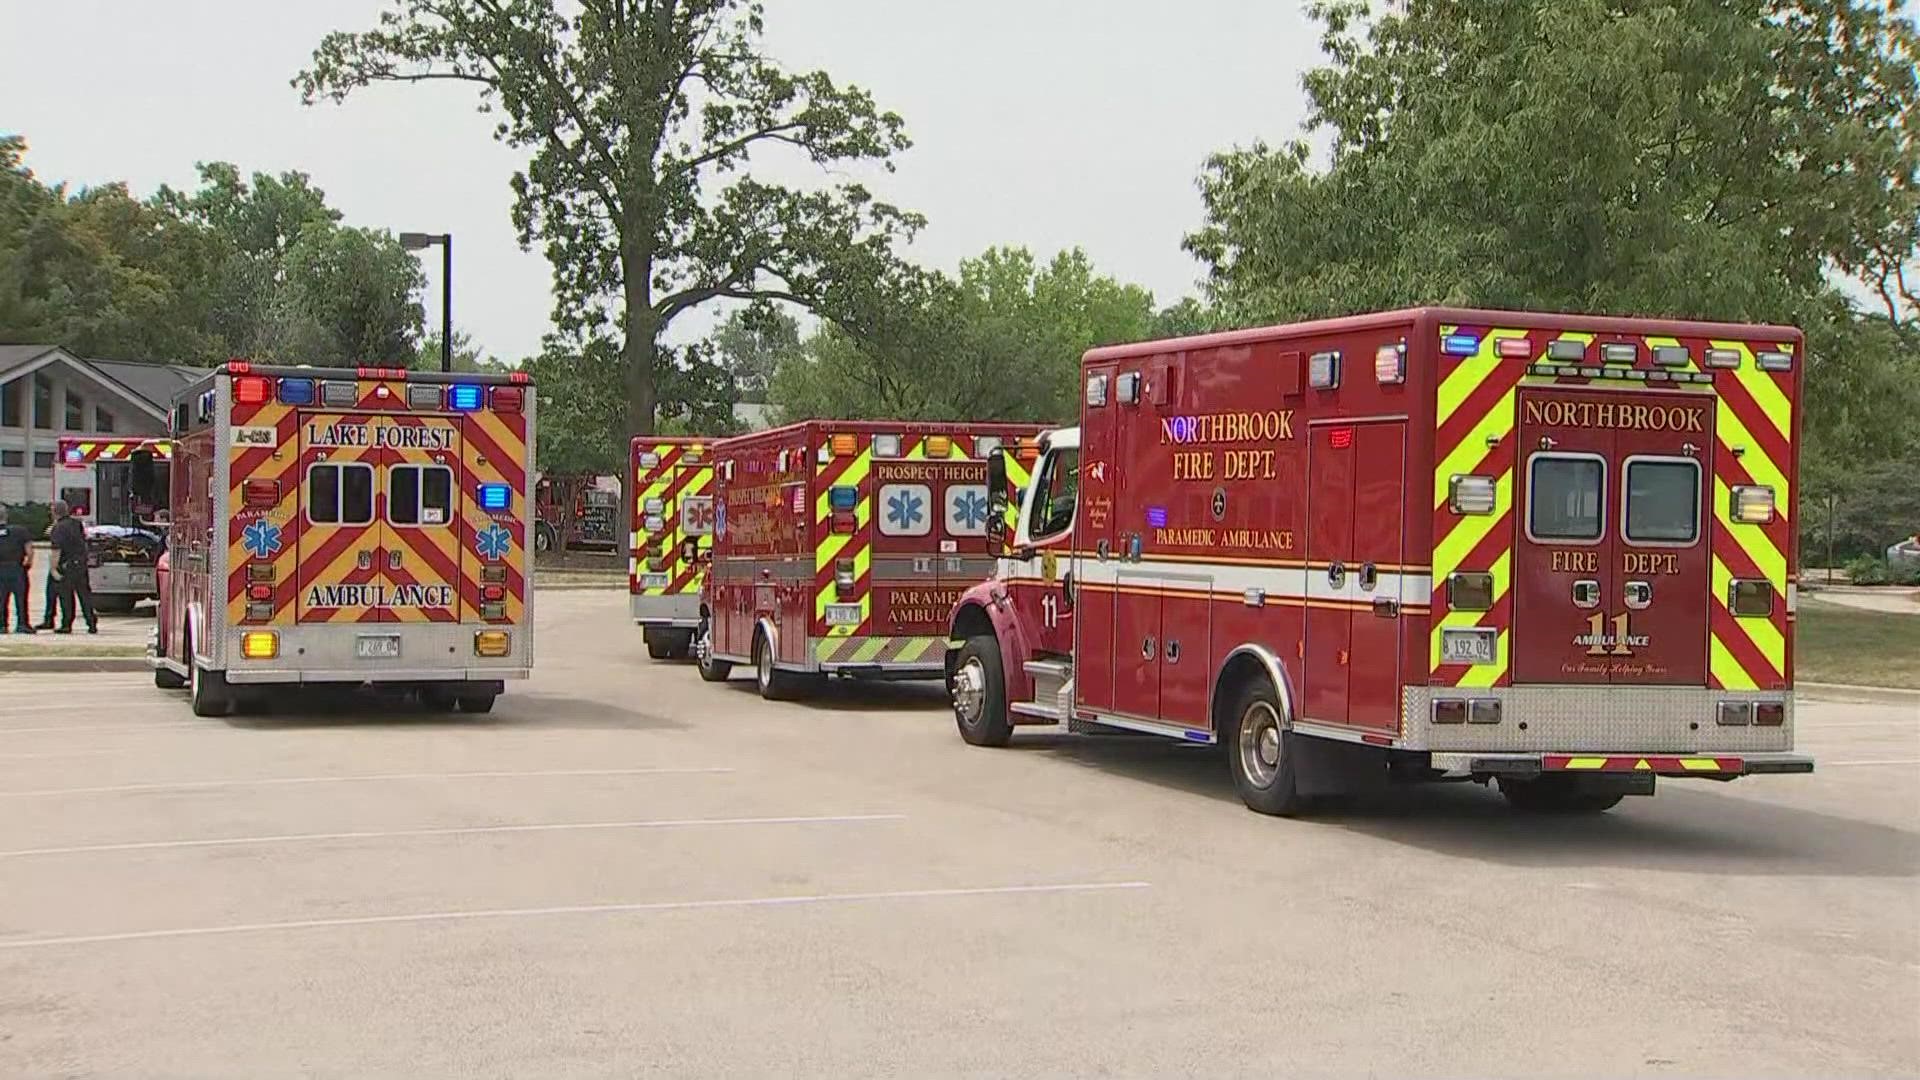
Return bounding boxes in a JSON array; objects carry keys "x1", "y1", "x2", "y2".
[
  {"x1": 534, "y1": 523, "x2": 556, "y2": 554},
  {"x1": 949, "y1": 635, "x2": 1013, "y2": 747},
  {"x1": 154, "y1": 665, "x2": 186, "y2": 690},
  {"x1": 696, "y1": 615, "x2": 732, "y2": 681},
  {"x1": 1224, "y1": 679, "x2": 1305, "y2": 816},
  {"x1": 1498, "y1": 776, "x2": 1625, "y2": 814},
  {"x1": 456, "y1": 693, "x2": 497, "y2": 715},
  {"x1": 643, "y1": 627, "x2": 675, "y2": 660},
  {"x1": 421, "y1": 686, "x2": 458, "y2": 712},
  {"x1": 753, "y1": 630, "x2": 802, "y2": 701},
  {"x1": 187, "y1": 630, "x2": 232, "y2": 719},
  {"x1": 667, "y1": 630, "x2": 694, "y2": 660}
]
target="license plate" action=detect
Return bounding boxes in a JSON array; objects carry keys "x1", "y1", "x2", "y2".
[
  {"x1": 128, "y1": 570, "x2": 154, "y2": 587},
  {"x1": 825, "y1": 604, "x2": 862, "y2": 626},
  {"x1": 640, "y1": 572, "x2": 670, "y2": 589},
  {"x1": 355, "y1": 634, "x2": 402, "y2": 659},
  {"x1": 1440, "y1": 629, "x2": 1496, "y2": 665}
]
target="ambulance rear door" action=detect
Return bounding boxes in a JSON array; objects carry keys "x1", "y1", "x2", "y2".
[
  {"x1": 380, "y1": 415, "x2": 461, "y2": 625},
  {"x1": 296, "y1": 412, "x2": 383, "y2": 624}
]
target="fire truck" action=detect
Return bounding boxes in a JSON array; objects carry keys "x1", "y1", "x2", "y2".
[
  {"x1": 53, "y1": 436, "x2": 173, "y2": 607},
  {"x1": 946, "y1": 308, "x2": 1814, "y2": 815},
  {"x1": 630, "y1": 436, "x2": 716, "y2": 659},
  {"x1": 698, "y1": 420, "x2": 1042, "y2": 698},
  {"x1": 145, "y1": 363, "x2": 536, "y2": 717},
  {"x1": 534, "y1": 471, "x2": 621, "y2": 552}
]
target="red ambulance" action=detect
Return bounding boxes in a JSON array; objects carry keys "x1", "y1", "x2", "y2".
[
  {"x1": 698, "y1": 420, "x2": 1042, "y2": 698},
  {"x1": 946, "y1": 308, "x2": 1813, "y2": 814},
  {"x1": 629, "y1": 436, "x2": 716, "y2": 659}
]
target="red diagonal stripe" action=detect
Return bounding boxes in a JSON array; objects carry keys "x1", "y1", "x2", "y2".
[
  {"x1": 462, "y1": 418, "x2": 526, "y2": 490},
  {"x1": 1435, "y1": 358, "x2": 1526, "y2": 462}
]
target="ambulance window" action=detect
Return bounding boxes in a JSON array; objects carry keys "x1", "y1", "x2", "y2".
[
  {"x1": 308, "y1": 463, "x2": 375, "y2": 525},
  {"x1": 1031, "y1": 449, "x2": 1079, "y2": 540},
  {"x1": 1623, "y1": 457, "x2": 1700, "y2": 545},
  {"x1": 388, "y1": 465, "x2": 455, "y2": 526},
  {"x1": 1526, "y1": 454, "x2": 1603, "y2": 542}
]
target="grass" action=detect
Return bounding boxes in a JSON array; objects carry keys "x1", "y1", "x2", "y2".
[{"x1": 1795, "y1": 599, "x2": 1920, "y2": 689}]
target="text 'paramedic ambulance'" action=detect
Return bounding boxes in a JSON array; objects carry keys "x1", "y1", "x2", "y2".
[
  {"x1": 698, "y1": 420, "x2": 1043, "y2": 699},
  {"x1": 55, "y1": 435, "x2": 172, "y2": 606},
  {"x1": 946, "y1": 308, "x2": 1813, "y2": 815},
  {"x1": 630, "y1": 436, "x2": 716, "y2": 659},
  {"x1": 147, "y1": 363, "x2": 536, "y2": 717}
]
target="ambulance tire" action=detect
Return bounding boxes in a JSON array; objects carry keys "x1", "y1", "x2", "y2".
[
  {"x1": 951, "y1": 636, "x2": 1012, "y2": 748},
  {"x1": 753, "y1": 631, "x2": 804, "y2": 701},
  {"x1": 1225, "y1": 680, "x2": 1305, "y2": 817},
  {"x1": 644, "y1": 627, "x2": 675, "y2": 660},
  {"x1": 668, "y1": 631, "x2": 694, "y2": 661},
  {"x1": 154, "y1": 665, "x2": 187, "y2": 690},
  {"x1": 1497, "y1": 776, "x2": 1625, "y2": 814},
  {"x1": 188, "y1": 653, "x2": 233, "y2": 719},
  {"x1": 420, "y1": 686, "x2": 458, "y2": 712},
  {"x1": 456, "y1": 692, "x2": 497, "y2": 715},
  {"x1": 696, "y1": 617, "x2": 732, "y2": 682}
]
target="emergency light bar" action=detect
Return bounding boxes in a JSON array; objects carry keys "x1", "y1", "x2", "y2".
[
  {"x1": 478, "y1": 483, "x2": 512, "y2": 511},
  {"x1": 1601, "y1": 342, "x2": 1638, "y2": 364},
  {"x1": 1652, "y1": 345, "x2": 1691, "y2": 368},
  {"x1": 1731, "y1": 485, "x2": 1775, "y2": 524},
  {"x1": 321, "y1": 381, "x2": 359, "y2": 407},
  {"x1": 976, "y1": 436, "x2": 1003, "y2": 458},
  {"x1": 639, "y1": 452, "x2": 660, "y2": 468},
  {"x1": 1374, "y1": 344, "x2": 1404, "y2": 385},
  {"x1": 1441, "y1": 334, "x2": 1479, "y2": 356},
  {"x1": 449, "y1": 384, "x2": 485, "y2": 411},
  {"x1": 490, "y1": 386, "x2": 524, "y2": 413},
  {"x1": 829, "y1": 486, "x2": 859, "y2": 511},
  {"x1": 925, "y1": 435, "x2": 952, "y2": 457},
  {"x1": 277, "y1": 378, "x2": 316, "y2": 405},
  {"x1": 1704, "y1": 348, "x2": 1742, "y2": 368},
  {"x1": 873, "y1": 434, "x2": 902, "y2": 458},
  {"x1": 1756, "y1": 350, "x2": 1792, "y2": 371},
  {"x1": 1494, "y1": 337, "x2": 1533, "y2": 360},
  {"x1": 233, "y1": 375, "x2": 273, "y2": 405},
  {"x1": 1308, "y1": 351, "x2": 1341, "y2": 390},
  {"x1": 1547, "y1": 339, "x2": 1586, "y2": 361},
  {"x1": 408, "y1": 384, "x2": 444, "y2": 410}
]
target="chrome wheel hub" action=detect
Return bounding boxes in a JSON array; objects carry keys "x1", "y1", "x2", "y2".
[
  {"x1": 1238, "y1": 700, "x2": 1283, "y2": 788},
  {"x1": 951, "y1": 658, "x2": 986, "y2": 722}
]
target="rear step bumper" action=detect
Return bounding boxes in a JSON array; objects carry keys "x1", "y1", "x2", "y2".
[
  {"x1": 226, "y1": 668, "x2": 530, "y2": 684},
  {"x1": 1434, "y1": 751, "x2": 1814, "y2": 778}
]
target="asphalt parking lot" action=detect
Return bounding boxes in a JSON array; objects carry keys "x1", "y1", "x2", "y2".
[{"x1": 0, "y1": 590, "x2": 1915, "y2": 1078}]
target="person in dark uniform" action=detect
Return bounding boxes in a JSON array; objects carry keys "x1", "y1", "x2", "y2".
[
  {"x1": 0, "y1": 506, "x2": 34, "y2": 634},
  {"x1": 47, "y1": 500, "x2": 97, "y2": 635}
]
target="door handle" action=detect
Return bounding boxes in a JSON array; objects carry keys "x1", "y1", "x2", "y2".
[
  {"x1": 388, "y1": 548, "x2": 403, "y2": 570},
  {"x1": 1572, "y1": 579, "x2": 1600, "y2": 609},
  {"x1": 1164, "y1": 638, "x2": 1181, "y2": 663},
  {"x1": 357, "y1": 550, "x2": 373, "y2": 570},
  {"x1": 1625, "y1": 580, "x2": 1652, "y2": 609},
  {"x1": 1371, "y1": 597, "x2": 1399, "y2": 618},
  {"x1": 1327, "y1": 561, "x2": 1346, "y2": 588},
  {"x1": 1140, "y1": 635, "x2": 1156, "y2": 660},
  {"x1": 1096, "y1": 538, "x2": 1110, "y2": 561},
  {"x1": 1358, "y1": 562, "x2": 1378, "y2": 591},
  {"x1": 1127, "y1": 533, "x2": 1143, "y2": 562}
]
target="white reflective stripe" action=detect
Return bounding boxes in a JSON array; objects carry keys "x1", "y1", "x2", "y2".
[
  {"x1": 1787, "y1": 583, "x2": 1797, "y2": 613},
  {"x1": 1009, "y1": 555, "x2": 1432, "y2": 606}
]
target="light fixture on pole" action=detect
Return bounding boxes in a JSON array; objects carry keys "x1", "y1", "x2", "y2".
[{"x1": 399, "y1": 231, "x2": 453, "y2": 373}]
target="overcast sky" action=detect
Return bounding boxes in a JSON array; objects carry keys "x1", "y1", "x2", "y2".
[{"x1": 1, "y1": 1, "x2": 1315, "y2": 361}]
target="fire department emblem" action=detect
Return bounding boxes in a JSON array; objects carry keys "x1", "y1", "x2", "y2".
[
  {"x1": 241, "y1": 520, "x2": 282, "y2": 559},
  {"x1": 1211, "y1": 487, "x2": 1227, "y2": 522},
  {"x1": 476, "y1": 523, "x2": 513, "y2": 560}
]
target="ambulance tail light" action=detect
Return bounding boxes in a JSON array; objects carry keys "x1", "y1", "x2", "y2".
[
  {"x1": 245, "y1": 603, "x2": 275, "y2": 622},
  {"x1": 407, "y1": 384, "x2": 444, "y2": 410},
  {"x1": 1754, "y1": 702, "x2": 1786, "y2": 727},
  {"x1": 241, "y1": 631, "x2": 278, "y2": 659},
  {"x1": 247, "y1": 584, "x2": 273, "y2": 602},
  {"x1": 648, "y1": 542, "x2": 669, "y2": 572},
  {"x1": 242, "y1": 480, "x2": 280, "y2": 510},
  {"x1": 481, "y1": 565, "x2": 507, "y2": 584},
  {"x1": 474, "y1": 630, "x2": 512, "y2": 656},
  {"x1": 1717, "y1": 701, "x2": 1752, "y2": 726},
  {"x1": 925, "y1": 435, "x2": 952, "y2": 457},
  {"x1": 247, "y1": 563, "x2": 276, "y2": 583},
  {"x1": 232, "y1": 375, "x2": 273, "y2": 405},
  {"x1": 1728, "y1": 578, "x2": 1774, "y2": 617},
  {"x1": 480, "y1": 602, "x2": 508, "y2": 621},
  {"x1": 1374, "y1": 344, "x2": 1405, "y2": 384},
  {"x1": 1432, "y1": 699, "x2": 1467, "y2": 724},
  {"x1": 482, "y1": 584, "x2": 506, "y2": 602},
  {"x1": 277, "y1": 378, "x2": 316, "y2": 405},
  {"x1": 1731, "y1": 485, "x2": 1775, "y2": 524},
  {"x1": 1447, "y1": 572, "x2": 1494, "y2": 611},
  {"x1": 835, "y1": 558, "x2": 856, "y2": 599},
  {"x1": 448, "y1": 383, "x2": 485, "y2": 411},
  {"x1": 830, "y1": 485, "x2": 859, "y2": 534},
  {"x1": 1448, "y1": 475, "x2": 1497, "y2": 515},
  {"x1": 490, "y1": 386, "x2": 524, "y2": 413}
]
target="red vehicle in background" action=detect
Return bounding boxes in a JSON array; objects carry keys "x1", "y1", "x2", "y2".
[
  {"x1": 947, "y1": 308, "x2": 1813, "y2": 815},
  {"x1": 698, "y1": 420, "x2": 1043, "y2": 698},
  {"x1": 533, "y1": 472, "x2": 620, "y2": 553}
]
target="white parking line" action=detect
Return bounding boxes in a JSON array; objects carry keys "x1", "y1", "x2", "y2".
[
  {"x1": 0, "y1": 814, "x2": 906, "y2": 858},
  {"x1": 0, "y1": 766, "x2": 733, "y2": 799},
  {"x1": 0, "y1": 722, "x2": 210, "y2": 736},
  {"x1": 1821, "y1": 759, "x2": 1920, "y2": 767},
  {"x1": 0, "y1": 748, "x2": 127, "y2": 762},
  {"x1": 0, "y1": 881, "x2": 1153, "y2": 950}
]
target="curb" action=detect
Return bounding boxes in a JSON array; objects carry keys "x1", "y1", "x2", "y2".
[
  {"x1": 1798, "y1": 681, "x2": 1920, "y2": 706},
  {"x1": 0, "y1": 655, "x2": 149, "y2": 673}
]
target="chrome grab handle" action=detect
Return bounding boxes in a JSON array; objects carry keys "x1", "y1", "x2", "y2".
[
  {"x1": 388, "y1": 548, "x2": 403, "y2": 570},
  {"x1": 357, "y1": 550, "x2": 373, "y2": 570},
  {"x1": 1164, "y1": 638, "x2": 1180, "y2": 663},
  {"x1": 1327, "y1": 561, "x2": 1346, "y2": 588},
  {"x1": 1358, "y1": 562, "x2": 1378, "y2": 591},
  {"x1": 1140, "y1": 635, "x2": 1156, "y2": 660},
  {"x1": 1573, "y1": 580, "x2": 1600, "y2": 609},
  {"x1": 1625, "y1": 580, "x2": 1652, "y2": 609}
]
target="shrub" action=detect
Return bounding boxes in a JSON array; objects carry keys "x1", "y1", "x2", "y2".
[{"x1": 2, "y1": 502, "x2": 51, "y2": 538}]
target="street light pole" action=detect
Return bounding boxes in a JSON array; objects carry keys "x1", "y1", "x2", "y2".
[{"x1": 399, "y1": 231, "x2": 454, "y2": 372}]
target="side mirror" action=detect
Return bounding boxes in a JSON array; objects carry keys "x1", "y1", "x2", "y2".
[
  {"x1": 129, "y1": 450, "x2": 158, "y2": 506},
  {"x1": 985, "y1": 450, "x2": 1009, "y2": 554}
]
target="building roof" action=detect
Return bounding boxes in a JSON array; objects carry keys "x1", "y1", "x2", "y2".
[{"x1": 0, "y1": 344, "x2": 207, "y2": 415}]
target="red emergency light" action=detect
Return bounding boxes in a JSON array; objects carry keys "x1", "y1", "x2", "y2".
[
  {"x1": 1329, "y1": 427, "x2": 1355, "y2": 450},
  {"x1": 490, "y1": 386, "x2": 524, "y2": 413},
  {"x1": 233, "y1": 375, "x2": 273, "y2": 405}
]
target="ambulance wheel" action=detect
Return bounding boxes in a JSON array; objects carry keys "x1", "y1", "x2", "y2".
[
  {"x1": 644, "y1": 627, "x2": 675, "y2": 660},
  {"x1": 188, "y1": 654, "x2": 232, "y2": 718},
  {"x1": 420, "y1": 687, "x2": 458, "y2": 712},
  {"x1": 753, "y1": 632, "x2": 802, "y2": 701},
  {"x1": 1497, "y1": 776, "x2": 1624, "y2": 814},
  {"x1": 696, "y1": 617, "x2": 732, "y2": 682},
  {"x1": 456, "y1": 692, "x2": 497, "y2": 715},
  {"x1": 668, "y1": 630, "x2": 694, "y2": 660},
  {"x1": 154, "y1": 666, "x2": 187, "y2": 690},
  {"x1": 1226, "y1": 680, "x2": 1305, "y2": 816},
  {"x1": 950, "y1": 636, "x2": 1012, "y2": 747}
]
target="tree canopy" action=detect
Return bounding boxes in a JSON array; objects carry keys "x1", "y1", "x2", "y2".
[
  {"x1": 0, "y1": 138, "x2": 424, "y2": 365},
  {"x1": 298, "y1": 0, "x2": 921, "y2": 452}
]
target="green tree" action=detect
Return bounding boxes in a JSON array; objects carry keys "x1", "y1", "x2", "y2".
[
  {"x1": 297, "y1": 0, "x2": 920, "y2": 449},
  {"x1": 711, "y1": 305, "x2": 802, "y2": 402}
]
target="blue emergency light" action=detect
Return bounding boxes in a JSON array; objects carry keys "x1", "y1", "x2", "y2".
[
  {"x1": 449, "y1": 383, "x2": 485, "y2": 411},
  {"x1": 277, "y1": 377, "x2": 315, "y2": 405},
  {"x1": 478, "y1": 483, "x2": 512, "y2": 511},
  {"x1": 829, "y1": 486, "x2": 859, "y2": 510},
  {"x1": 1442, "y1": 333, "x2": 1480, "y2": 356}
]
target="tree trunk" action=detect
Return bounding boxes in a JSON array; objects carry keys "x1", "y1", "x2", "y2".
[{"x1": 617, "y1": 309, "x2": 659, "y2": 562}]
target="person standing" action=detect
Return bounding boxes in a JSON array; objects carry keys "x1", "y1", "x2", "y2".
[
  {"x1": 47, "y1": 500, "x2": 97, "y2": 635},
  {"x1": 0, "y1": 506, "x2": 34, "y2": 634}
]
